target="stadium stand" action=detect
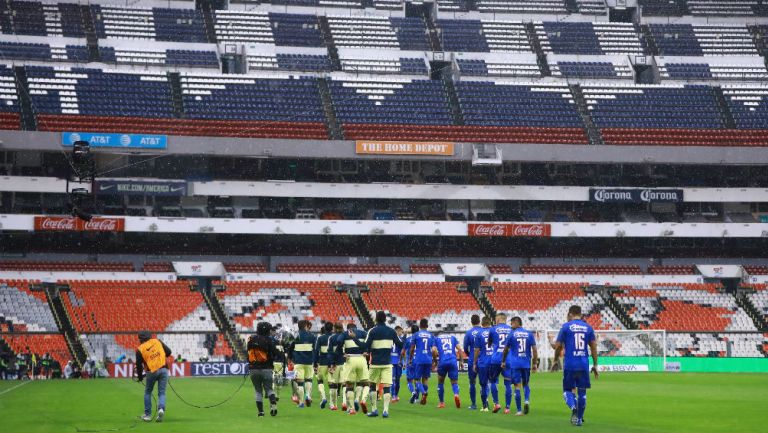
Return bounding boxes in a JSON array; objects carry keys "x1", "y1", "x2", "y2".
[
  {"x1": 746, "y1": 284, "x2": 768, "y2": 322},
  {"x1": 487, "y1": 264, "x2": 514, "y2": 273},
  {"x1": 743, "y1": 265, "x2": 768, "y2": 275},
  {"x1": 361, "y1": 281, "x2": 481, "y2": 331},
  {"x1": 80, "y1": 332, "x2": 232, "y2": 363},
  {"x1": 0, "y1": 333, "x2": 71, "y2": 365},
  {"x1": 409, "y1": 264, "x2": 442, "y2": 274},
  {"x1": 659, "y1": 62, "x2": 768, "y2": 81},
  {"x1": 436, "y1": 20, "x2": 533, "y2": 53},
  {"x1": 341, "y1": 56, "x2": 428, "y2": 75},
  {"x1": 722, "y1": 85, "x2": 768, "y2": 130},
  {"x1": 142, "y1": 262, "x2": 175, "y2": 273},
  {"x1": 687, "y1": 0, "x2": 765, "y2": 16},
  {"x1": 456, "y1": 58, "x2": 541, "y2": 78},
  {"x1": 536, "y1": 22, "x2": 645, "y2": 55},
  {"x1": 248, "y1": 53, "x2": 332, "y2": 72},
  {"x1": 99, "y1": 47, "x2": 219, "y2": 69},
  {"x1": 666, "y1": 333, "x2": 765, "y2": 357},
  {"x1": 647, "y1": 265, "x2": 698, "y2": 275},
  {"x1": 91, "y1": 6, "x2": 207, "y2": 43},
  {"x1": 475, "y1": 0, "x2": 567, "y2": 14},
  {"x1": 649, "y1": 24, "x2": 757, "y2": 56},
  {"x1": 638, "y1": 0, "x2": 685, "y2": 15},
  {"x1": 520, "y1": 264, "x2": 643, "y2": 275},
  {"x1": 614, "y1": 284, "x2": 757, "y2": 331},
  {"x1": 0, "y1": 64, "x2": 20, "y2": 130},
  {"x1": 61, "y1": 280, "x2": 216, "y2": 332},
  {"x1": 0, "y1": 261, "x2": 134, "y2": 272},
  {"x1": 223, "y1": 263, "x2": 268, "y2": 273},
  {"x1": 327, "y1": 16, "x2": 430, "y2": 51},
  {"x1": 550, "y1": 60, "x2": 633, "y2": 79},
  {"x1": 276, "y1": 263, "x2": 401, "y2": 273},
  {"x1": 0, "y1": 280, "x2": 58, "y2": 332},
  {"x1": 218, "y1": 281, "x2": 358, "y2": 332}
]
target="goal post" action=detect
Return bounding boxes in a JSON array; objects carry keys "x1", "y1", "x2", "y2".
[{"x1": 539, "y1": 329, "x2": 667, "y2": 373}]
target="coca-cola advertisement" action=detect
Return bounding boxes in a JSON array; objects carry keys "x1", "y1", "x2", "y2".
[
  {"x1": 468, "y1": 223, "x2": 551, "y2": 237},
  {"x1": 34, "y1": 216, "x2": 125, "y2": 232}
]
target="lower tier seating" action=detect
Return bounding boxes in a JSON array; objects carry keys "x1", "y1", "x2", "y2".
[
  {"x1": 0, "y1": 333, "x2": 71, "y2": 366},
  {"x1": 361, "y1": 282, "x2": 481, "y2": 332},
  {"x1": 0, "y1": 280, "x2": 58, "y2": 332},
  {"x1": 80, "y1": 333, "x2": 232, "y2": 363},
  {"x1": 0, "y1": 261, "x2": 134, "y2": 272},
  {"x1": 219, "y1": 281, "x2": 358, "y2": 332},
  {"x1": 521, "y1": 264, "x2": 642, "y2": 275},
  {"x1": 276, "y1": 264, "x2": 401, "y2": 273}
]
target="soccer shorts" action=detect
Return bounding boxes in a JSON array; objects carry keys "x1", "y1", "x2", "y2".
[
  {"x1": 369, "y1": 365, "x2": 393, "y2": 385},
  {"x1": 563, "y1": 369, "x2": 591, "y2": 391},
  {"x1": 294, "y1": 364, "x2": 314, "y2": 382},
  {"x1": 467, "y1": 364, "x2": 477, "y2": 383},
  {"x1": 316, "y1": 365, "x2": 329, "y2": 383},
  {"x1": 406, "y1": 363, "x2": 416, "y2": 381},
  {"x1": 510, "y1": 368, "x2": 530, "y2": 386},
  {"x1": 478, "y1": 366, "x2": 490, "y2": 387},
  {"x1": 437, "y1": 363, "x2": 459, "y2": 381},
  {"x1": 273, "y1": 362, "x2": 284, "y2": 377},
  {"x1": 488, "y1": 363, "x2": 502, "y2": 383},
  {"x1": 342, "y1": 356, "x2": 369, "y2": 383},
  {"x1": 329, "y1": 364, "x2": 344, "y2": 384},
  {"x1": 414, "y1": 363, "x2": 432, "y2": 379}
]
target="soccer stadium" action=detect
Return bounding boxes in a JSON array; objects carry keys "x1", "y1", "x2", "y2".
[{"x1": 0, "y1": 0, "x2": 767, "y2": 431}]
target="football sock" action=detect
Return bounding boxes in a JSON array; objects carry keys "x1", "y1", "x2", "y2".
[
  {"x1": 504, "y1": 380, "x2": 512, "y2": 408},
  {"x1": 490, "y1": 383, "x2": 499, "y2": 404},
  {"x1": 407, "y1": 381, "x2": 415, "y2": 394},
  {"x1": 318, "y1": 382, "x2": 325, "y2": 400},
  {"x1": 346, "y1": 390, "x2": 355, "y2": 409},
  {"x1": 469, "y1": 380, "x2": 477, "y2": 406},
  {"x1": 305, "y1": 382, "x2": 313, "y2": 400},
  {"x1": 355, "y1": 385, "x2": 363, "y2": 402},
  {"x1": 423, "y1": 383, "x2": 429, "y2": 395},
  {"x1": 514, "y1": 389, "x2": 522, "y2": 413},
  {"x1": 383, "y1": 388, "x2": 392, "y2": 413},
  {"x1": 451, "y1": 383, "x2": 460, "y2": 396},
  {"x1": 369, "y1": 390, "x2": 378, "y2": 412},
  {"x1": 524, "y1": 384, "x2": 531, "y2": 402},
  {"x1": 437, "y1": 383, "x2": 445, "y2": 403},
  {"x1": 563, "y1": 391, "x2": 576, "y2": 410},
  {"x1": 577, "y1": 389, "x2": 587, "y2": 420}
]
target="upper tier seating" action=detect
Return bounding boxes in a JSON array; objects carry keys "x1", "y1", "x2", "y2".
[
  {"x1": 409, "y1": 264, "x2": 442, "y2": 274},
  {"x1": 179, "y1": 73, "x2": 327, "y2": 139},
  {"x1": 99, "y1": 47, "x2": 219, "y2": 69},
  {"x1": 688, "y1": 0, "x2": 767, "y2": 16},
  {"x1": 80, "y1": 332, "x2": 231, "y2": 363},
  {"x1": 0, "y1": 41, "x2": 88, "y2": 62},
  {"x1": 373, "y1": 0, "x2": 403, "y2": 10},
  {"x1": 0, "y1": 65, "x2": 20, "y2": 130},
  {"x1": 219, "y1": 281, "x2": 358, "y2": 331},
  {"x1": 550, "y1": 61, "x2": 633, "y2": 79},
  {"x1": 666, "y1": 332, "x2": 766, "y2": 357},
  {"x1": 614, "y1": 284, "x2": 757, "y2": 331},
  {"x1": 341, "y1": 57, "x2": 428, "y2": 75},
  {"x1": 485, "y1": 282, "x2": 625, "y2": 331},
  {"x1": 248, "y1": 53, "x2": 332, "y2": 72},
  {"x1": 638, "y1": 0, "x2": 684, "y2": 15},
  {"x1": 26, "y1": 66, "x2": 174, "y2": 122},
  {"x1": 61, "y1": 280, "x2": 217, "y2": 332},
  {"x1": 575, "y1": 0, "x2": 607, "y2": 14},
  {"x1": 276, "y1": 263, "x2": 401, "y2": 273},
  {"x1": 142, "y1": 262, "x2": 174, "y2": 272},
  {"x1": 327, "y1": 16, "x2": 430, "y2": 51},
  {"x1": 660, "y1": 63, "x2": 768, "y2": 81},
  {"x1": 361, "y1": 282, "x2": 481, "y2": 331},
  {"x1": 456, "y1": 81, "x2": 587, "y2": 144},
  {"x1": 436, "y1": 20, "x2": 533, "y2": 53},
  {"x1": 647, "y1": 265, "x2": 698, "y2": 275},
  {"x1": 0, "y1": 333, "x2": 71, "y2": 365},
  {"x1": 0, "y1": 280, "x2": 58, "y2": 332},
  {"x1": 91, "y1": 5, "x2": 207, "y2": 42},
  {"x1": 521, "y1": 264, "x2": 643, "y2": 275},
  {"x1": 487, "y1": 264, "x2": 514, "y2": 273},
  {"x1": 476, "y1": 0, "x2": 567, "y2": 14},
  {"x1": 436, "y1": 0, "x2": 471, "y2": 12},
  {"x1": 649, "y1": 24, "x2": 757, "y2": 56},
  {"x1": 0, "y1": 261, "x2": 134, "y2": 272},
  {"x1": 456, "y1": 59, "x2": 541, "y2": 78},
  {"x1": 536, "y1": 22, "x2": 644, "y2": 55},
  {"x1": 223, "y1": 263, "x2": 268, "y2": 273},
  {"x1": 0, "y1": 1, "x2": 87, "y2": 37},
  {"x1": 743, "y1": 265, "x2": 768, "y2": 275}
]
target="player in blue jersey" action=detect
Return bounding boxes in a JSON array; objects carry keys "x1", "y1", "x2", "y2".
[
  {"x1": 391, "y1": 326, "x2": 404, "y2": 402},
  {"x1": 463, "y1": 314, "x2": 482, "y2": 410},
  {"x1": 472, "y1": 316, "x2": 494, "y2": 412},
  {"x1": 501, "y1": 316, "x2": 538, "y2": 416},
  {"x1": 403, "y1": 325, "x2": 419, "y2": 398},
  {"x1": 553, "y1": 305, "x2": 598, "y2": 427},
  {"x1": 434, "y1": 333, "x2": 463, "y2": 409},
  {"x1": 487, "y1": 313, "x2": 512, "y2": 413},
  {"x1": 408, "y1": 319, "x2": 437, "y2": 405}
]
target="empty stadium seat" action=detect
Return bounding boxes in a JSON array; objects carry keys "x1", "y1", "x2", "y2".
[
  {"x1": 647, "y1": 265, "x2": 698, "y2": 275},
  {"x1": 521, "y1": 264, "x2": 643, "y2": 275},
  {"x1": 0, "y1": 65, "x2": 20, "y2": 130},
  {"x1": 0, "y1": 280, "x2": 58, "y2": 332},
  {"x1": 409, "y1": 264, "x2": 442, "y2": 274},
  {"x1": 91, "y1": 6, "x2": 207, "y2": 42},
  {"x1": 327, "y1": 16, "x2": 430, "y2": 51},
  {"x1": 650, "y1": 24, "x2": 757, "y2": 56},
  {"x1": 276, "y1": 263, "x2": 401, "y2": 273},
  {"x1": 537, "y1": 22, "x2": 645, "y2": 55},
  {"x1": 437, "y1": 20, "x2": 533, "y2": 53},
  {"x1": 0, "y1": 261, "x2": 134, "y2": 272},
  {"x1": 223, "y1": 263, "x2": 268, "y2": 273},
  {"x1": 476, "y1": 0, "x2": 567, "y2": 14},
  {"x1": 551, "y1": 61, "x2": 633, "y2": 79},
  {"x1": 457, "y1": 58, "x2": 541, "y2": 78}
]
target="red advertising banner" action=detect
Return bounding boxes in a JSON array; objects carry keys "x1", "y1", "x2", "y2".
[
  {"x1": 468, "y1": 223, "x2": 551, "y2": 237},
  {"x1": 34, "y1": 216, "x2": 125, "y2": 232}
]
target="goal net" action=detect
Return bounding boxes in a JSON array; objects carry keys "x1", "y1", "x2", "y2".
[{"x1": 540, "y1": 329, "x2": 667, "y2": 372}]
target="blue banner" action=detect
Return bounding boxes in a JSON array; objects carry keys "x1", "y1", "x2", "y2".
[{"x1": 62, "y1": 132, "x2": 167, "y2": 149}]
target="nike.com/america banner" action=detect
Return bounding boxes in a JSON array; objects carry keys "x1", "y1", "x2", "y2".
[{"x1": 96, "y1": 180, "x2": 187, "y2": 196}]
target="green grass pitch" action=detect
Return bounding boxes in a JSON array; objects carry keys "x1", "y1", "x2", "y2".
[{"x1": 0, "y1": 373, "x2": 765, "y2": 433}]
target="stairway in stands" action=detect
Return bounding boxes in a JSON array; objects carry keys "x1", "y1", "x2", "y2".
[
  {"x1": 81, "y1": 5, "x2": 101, "y2": 62},
  {"x1": 600, "y1": 290, "x2": 638, "y2": 330},
  {"x1": 473, "y1": 285, "x2": 496, "y2": 318},
  {"x1": 43, "y1": 285, "x2": 88, "y2": 366},
  {"x1": 524, "y1": 22, "x2": 551, "y2": 77},
  {"x1": 443, "y1": 78, "x2": 465, "y2": 126},
  {"x1": 736, "y1": 293, "x2": 767, "y2": 332},
  {"x1": 197, "y1": 0, "x2": 219, "y2": 44},
  {"x1": 564, "y1": 0, "x2": 580, "y2": 13},
  {"x1": 169, "y1": 72, "x2": 185, "y2": 118},
  {"x1": 12, "y1": 67, "x2": 36, "y2": 131},
  {"x1": 569, "y1": 84, "x2": 604, "y2": 145},
  {"x1": 317, "y1": 16, "x2": 342, "y2": 71},
  {"x1": 317, "y1": 78, "x2": 344, "y2": 140},
  {"x1": 203, "y1": 283, "x2": 246, "y2": 360},
  {"x1": 638, "y1": 24, "x2": 659, "y2": 56},
  {"x1": 712, "y1": 86, "x2": 738, "y2": 129},
  {"x1": 349, "y1": 288, "x2": 374, "y2": 329}
]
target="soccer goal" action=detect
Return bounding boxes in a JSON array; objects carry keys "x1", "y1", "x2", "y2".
[{"x1": 539, "y1": 329, "x2": 667, "y2": 372}]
